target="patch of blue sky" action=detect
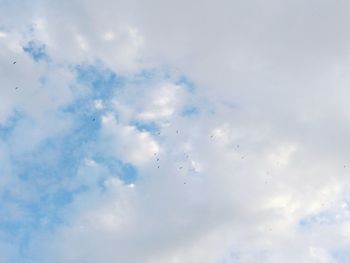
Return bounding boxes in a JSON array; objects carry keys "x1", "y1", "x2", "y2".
[
  {"x1": 298, "y1": 211, "x2": 339, "y2": 229},
  {"x1": 181, "y1": 106, "x2": 200, "y2": 118},
  {"x1": 7, "y1": 120, "x2": 100, "y2": 236},
  {"x1": 11, "y1": 62, "x2": 129, "y2": 190},
  {"x1": 0, "y1": 61, "x2": 143, "y2": 260},
  {"x1": 0, "y1": 194, "x2": 70, "y2": 260},
  {"x1": 131, "y1": 120, "x2": 159, "y2": 134},
  {"x1": 131, "y1": 68, "x2": 158, "y2": 85},
  {"x1": 14, "y1": 135, "x2": 78, "y2": 182},
  {"x1": 176, "y1": 75, "x2": 196, "y2": 93},
  {"x1": 0, "y1": 197, "x2": 44, "y2": 257},
  {"x1": 93, "y1": 156, "x2": 138, "y2": 185},
  {"x1": 0, "y1": 111, "x2": 23, "y2": 139},
  {"x1": 119, "y1": 163, "x2": 138, "y2": 184},
  {"x1": 23, "y1": 41, "x2": 49, "y2": 62},
  {"x1": 75, "y1": 62, "x2": 124, "y2": 101},
  {"x1": 62, "y1": 63, "x2": 125, "y2": 133},
  {"x1": 331, "y1": 249, "x2": 350, "y2": 263},
  {"x1": 50, "y1": 189, "x2": 73, "y2": 207},
  {"x1": 71, "y1": 113, "x2": 101, "y2": 143},
  {"x1": 0, "y1": 223, "x2": 23, "y2": 247}
]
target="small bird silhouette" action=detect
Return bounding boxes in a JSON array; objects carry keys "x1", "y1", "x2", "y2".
[
  {"x1": 15, "y1": 87, "x2": 19, "y2": 90},
  {"x1": 13, "y1": 61, "x2": 16, "y2": 64}
]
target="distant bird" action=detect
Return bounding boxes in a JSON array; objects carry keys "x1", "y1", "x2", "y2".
[
  {"x1": 176, "y1": 130, "x2": 179, "y2": 134},
  {"x1": 179, "y1": 166, "x2": 183, "y2": 170},
  {"x1": 157, "y1": 165, "x2": 160, "y2": 169},
  {"x1": 154, "y1": 153, "x2": 157, "y2": 156},
  {"x1": 13, "y1": 61, "x2": 16, "y2": 64},
  {"x1": 157, "y1": 132, "x2": 161, "y2": 135},
  {"x1": 92, "y1": 118, "x2": 96, "y2": 121},
  {"x1": 184, "y1": 182, "x2": 186, "y2": 184},
  {"x1": 15, "y1": 87, "x2": 19, "y2": 90},
  {"x1": 210, "y1": 135, "x2": 214, "y2": 138},
  {"x1": 156, "y1": 158, "x2": 159, "y2": 161}
]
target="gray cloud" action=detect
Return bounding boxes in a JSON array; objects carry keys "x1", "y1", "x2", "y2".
[{"x1": 1, "y1": 0, "x2": 350, "y2": 262}]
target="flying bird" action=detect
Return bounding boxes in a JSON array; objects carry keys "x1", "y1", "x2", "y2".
[
  {"x1": 13, "y1": 61, "x2": 16, "y2": 64},
  {"x1": 15, "y1": 87, "x2": 19, "y2": 90}
]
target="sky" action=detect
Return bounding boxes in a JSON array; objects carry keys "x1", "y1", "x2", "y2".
[{"x1": 1, "y1": 0, "x2": 350, "y2": 262}]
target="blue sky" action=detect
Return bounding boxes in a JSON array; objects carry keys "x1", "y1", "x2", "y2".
[{"x1": 1, "y1": 0, "x2": 350, "y2": 262}]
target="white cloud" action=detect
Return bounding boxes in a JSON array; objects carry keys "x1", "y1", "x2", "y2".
[
  {"x1": 94, "y1": 99, "x2": 104, "y2": 110},
  {"x1": 101, "y1": 113, "x2": 160, "y2": 166}
]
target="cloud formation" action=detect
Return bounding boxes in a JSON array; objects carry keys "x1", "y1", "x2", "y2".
[{"x1": 1, "y1": 0, "x2": 350, "y2": 262}]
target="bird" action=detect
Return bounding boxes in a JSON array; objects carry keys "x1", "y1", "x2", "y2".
[
  {"x1": 13, "y1": 61, "x2": 16, "y2": 64},
  {"x1": 15, "y1": 87, "x2": 19, "y2": 90},
  {"x1": 92, "y1": 118, "x2": 96, "y2": 121},
  {"x1": 157, "y1": 165, "x2": 160, "y2": 169},
  {"x1": 156, "y1": 158, "x2": 159, "y2": 161},
  {"x1": 176, "y1": 130, "x2": 179, "y2": 134},
  {"x1": 183, "y1": 182, "x2": 186, "y2": 184},
  {"x1": 179, "y1": 166, "x2": 183, "y2": 170}
]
